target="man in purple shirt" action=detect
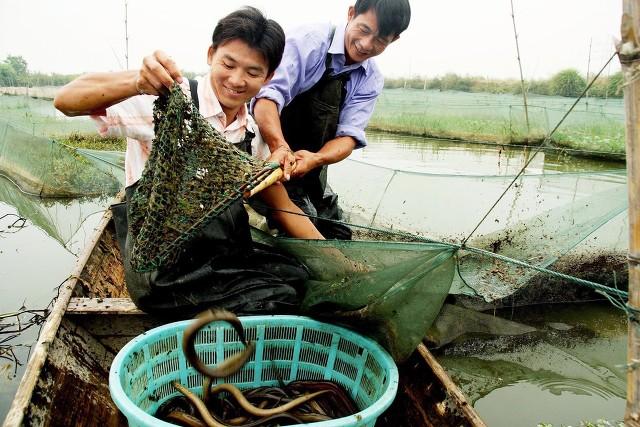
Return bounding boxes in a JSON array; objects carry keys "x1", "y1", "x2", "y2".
[{"x1": 253, "y1": 0, "x2": 411, "y2": 239}]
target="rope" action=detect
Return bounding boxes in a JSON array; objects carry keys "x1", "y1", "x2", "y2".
[{"x1": 460, "y1": 51, "x2": 619, "y2": 247}]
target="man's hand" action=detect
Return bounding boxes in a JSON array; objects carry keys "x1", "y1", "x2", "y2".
[
  {"x1": 135, "y1": 50, "x2": 183, "y2": 96},
  {"x1": 292, "y1": 150, "x2": 321, "y2": 178},
  {"x1": 267, "y1": 145, "x2": 297, "y2": 181}
]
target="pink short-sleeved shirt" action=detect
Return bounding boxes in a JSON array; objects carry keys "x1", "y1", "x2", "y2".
[{"x1": 92, "y1": 73, "x2": 270, "y2": 187}]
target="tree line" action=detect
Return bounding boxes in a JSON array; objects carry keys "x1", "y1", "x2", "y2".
[
  {"x1": 0, "y1": 55, "x2": 623, "y2": 99},
  {"x1": 0, "y1": 55, "x2": 200, "y2": 88},
  {"x1": 384, "y1": 69, "x2": 623, "y2": 99}
]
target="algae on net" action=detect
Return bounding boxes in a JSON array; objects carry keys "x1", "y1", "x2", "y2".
[{"x1": 128, "y1": 84, "x2": 272, "y2": 272}]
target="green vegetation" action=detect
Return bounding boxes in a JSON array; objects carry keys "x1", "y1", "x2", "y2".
[
  {"x1": 550, "y1": 69, "x2": 587, "y2": 97},
  {"x1": 0, "y1": 55, "x2": 79, "y2": 87},
  {"x1": 0, "y1": 54, "x2": 204, "y2": 87},
  {"x1": 1, "y1": 55, "x2": 624, "y2": 158},
  {"x1": 385, "y1": 69, "x2": 623, "y2": 99},
  {"x1": 369, "y1": 88, "x2": 625, "y2": 157},
  {"x1": 55, "y1": 132, "x2": 126, "y2": 151}
]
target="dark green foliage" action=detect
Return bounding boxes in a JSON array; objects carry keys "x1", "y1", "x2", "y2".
[
  {"x1": 549, "y1": 69, "x2": 587, "y2": 97},
  {"x1": 0, "y1": 63, "x2": 18, "y2": 86},
  {"x1": 1, "y1": 55, "x2": 28, "y2": 86}
]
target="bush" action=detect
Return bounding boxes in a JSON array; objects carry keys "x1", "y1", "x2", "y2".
[{"x1": 550, "y1": 69, "x2": 587, "y2": 97}]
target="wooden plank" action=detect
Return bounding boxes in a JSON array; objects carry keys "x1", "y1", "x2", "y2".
[
  {"x1": 67, "y1": 297, "x2": 143, "y2": 314},
  {"x1": 3, "y1": 195, "x2": 122, "y2": 427},
  {"x1": 24, "y1": 319, "x2": 126, "y2": 426},
  {"x1": 417, "y1": 344, "x2": 487, "y2": 427},
  {"x1": 621, "y1": 2, "x2": 640, "y2": 425}
]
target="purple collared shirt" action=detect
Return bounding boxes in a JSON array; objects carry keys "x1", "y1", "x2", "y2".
[{"x1": 253, "y1": 22, "x2": 384, "y2": 148}]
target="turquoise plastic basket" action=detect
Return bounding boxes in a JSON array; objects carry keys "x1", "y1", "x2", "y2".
[{"x1": 109, "y1": 315, "x2": 398, "y2": 427}]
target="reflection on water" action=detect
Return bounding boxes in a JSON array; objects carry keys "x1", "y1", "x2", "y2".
[
  {"x1": 356, "y1": 131, "x2": 625, "y2": 175},
  {"x1": 437, "y1": 303, "x2": 627, "y2": 426},
  {"x1": 0, "y1": 176, "x2": 114, "y2": 418}
]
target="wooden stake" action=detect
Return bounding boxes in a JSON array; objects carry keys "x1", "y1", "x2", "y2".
[
  {"x1": 621, "y1": 1, "x2": 640, "y2": 425},
  {"x1": 510, "y1": 0, "x2": 530, "y2": 134}
]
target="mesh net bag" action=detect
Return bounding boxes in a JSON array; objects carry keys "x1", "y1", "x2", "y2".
[{"x1": 128, "y1": 84, "x2": 277, "y2": 272}]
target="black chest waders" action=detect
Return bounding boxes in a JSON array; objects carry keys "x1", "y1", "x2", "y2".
[
  {"x1": 110, "y1": 80, "x2": 308, "y2": 318},
  {"x1": 278, "y1": 34, "x2": 354, "y2": 240}
]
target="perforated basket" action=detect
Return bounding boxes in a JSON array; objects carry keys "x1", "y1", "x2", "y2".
[{"x1": 109, "y1": 315, "x2": 399, "y2": 427}]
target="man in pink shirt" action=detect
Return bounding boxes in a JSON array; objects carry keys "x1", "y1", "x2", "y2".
[{"x1": 55, "y1": 7, "x2": 319, "y2": 316}]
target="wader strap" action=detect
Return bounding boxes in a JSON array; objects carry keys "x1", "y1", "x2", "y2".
[
  {"x1": 237, "y1": 128, "x2": 255, "y2": 155},
  {"x1": 188, "y1": 78, "x2": 199, "y2": 111},
  {"x1": 188, "y1": 78, "x2": 253, "y2": 154}
]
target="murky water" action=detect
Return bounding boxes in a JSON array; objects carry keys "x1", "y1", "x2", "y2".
[
  {"x1": 437, "y1": 303, "x2": 627, "y2": 426},
  {"x1": 344, "y1": 132, "x2": 628, "y2": 425},
  {"x1": 0, "y1": 119, "x2": 629, "y2": 424},
  {"x1": 0, "y1": 177, "x2": 112, "y2": 417}
]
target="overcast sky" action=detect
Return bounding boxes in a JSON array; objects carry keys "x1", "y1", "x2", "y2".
[{"x1": 0, "y1": 0, "x2": 622, "y2": 80}]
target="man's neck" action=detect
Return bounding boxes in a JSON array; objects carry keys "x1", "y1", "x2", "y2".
[{"x1": 222, "y1": 107, "x2": 239, "y2": 127}]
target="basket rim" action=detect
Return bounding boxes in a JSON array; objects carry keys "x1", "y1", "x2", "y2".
[{"x1": 109, "y1": 314, "x2": 399, "y2": 427}]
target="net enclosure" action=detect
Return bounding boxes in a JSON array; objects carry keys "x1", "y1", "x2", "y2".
[{"x1": 0, "y1": 121, "x2": 123, "y2": 197}]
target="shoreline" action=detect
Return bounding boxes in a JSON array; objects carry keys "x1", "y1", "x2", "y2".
[
  {"x1": 366, "y1": 125, "x2": 627, "y2": 163},
  {"x1": 1, "y1": 87, "x2": 626, "y2": 163}
]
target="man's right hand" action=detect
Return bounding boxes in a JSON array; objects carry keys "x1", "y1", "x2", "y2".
[
  {"x1": 268, "y1": 145, "x2": 297, "y2": 181},
  {"x1": 135, "y1": 50, "x2": 184, "y2": 96}
]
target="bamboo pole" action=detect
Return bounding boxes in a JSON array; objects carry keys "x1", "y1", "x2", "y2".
[
  {"x1": 510, "y1": 0, "x2": 530, "y2": 134},
  {"x1": 621, "y1": 1, "x2": 640, "y2": 425}
]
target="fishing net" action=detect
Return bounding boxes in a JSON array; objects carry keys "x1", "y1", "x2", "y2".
[
  {"x1": 127, "y1": 85, "x2": 278, "y2": 272},
  {"x1": 0, "y1": 120, "x2": 123, "y2": 197},
  {"x1": 328, "y1": 158, "x2": 628, "y2": 307},
  {"x1": 252, "y1": 229, "x2": 456, "y2": 361}
]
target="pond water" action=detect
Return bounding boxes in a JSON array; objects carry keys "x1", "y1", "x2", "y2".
[{"x1": 0, "y1": 111, "x2": 629, "y2": 425}]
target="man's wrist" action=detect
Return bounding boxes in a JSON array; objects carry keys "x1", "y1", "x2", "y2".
[
  {"x1": 270, "y1": 142, "x2": 291, "y2": 153},
  {"x1": 276, "y1": 144, "x2": 293, "y2": 153}
]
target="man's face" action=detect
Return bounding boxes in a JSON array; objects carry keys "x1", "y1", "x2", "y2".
[
  {"x1": 207, "y1": 39, "x2": 271, "y2": 114},
  {"x1": 344, "y1": 6, "x2": 398, "y2": 64}
]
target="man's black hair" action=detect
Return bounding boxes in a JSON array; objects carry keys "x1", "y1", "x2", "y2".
[
  {"x1": 211, "y1": 7, "x2": 285, "y2": 75},
  {"x1": 354, "y1": 0, "x2": 411, "y2": 38}
]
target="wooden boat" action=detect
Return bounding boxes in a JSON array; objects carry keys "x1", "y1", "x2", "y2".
[{"x1": 2, "y1": 200, "x2": 486, "y2": 427}]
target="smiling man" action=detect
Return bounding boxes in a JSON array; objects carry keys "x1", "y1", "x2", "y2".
[
  {"x1": 253, "y1": 0, "x2": 411, "y2": 240},
  {"x1": 53, "y1": 7, "x2": 320, "y2": 316}
]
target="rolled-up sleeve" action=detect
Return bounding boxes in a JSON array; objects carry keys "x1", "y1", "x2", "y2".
[
  {"x1": 90, "y1": 95, "x2": 156, "y2": 141},
  {"x1": 337, "y1": 71, "x2": 384, "y2": 148}
]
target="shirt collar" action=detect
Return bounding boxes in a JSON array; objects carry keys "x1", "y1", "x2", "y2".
[
  {"x1": 199, "y1": 73, "x2": 248, "y2": 129},
  {"x1": 328, "y1": 21, "x2": 370, "y2": 76}
]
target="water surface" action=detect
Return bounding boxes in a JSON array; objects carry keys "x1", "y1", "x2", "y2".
[{"x1": 0, "y1": 111, "x2": 629, "y2": 424}]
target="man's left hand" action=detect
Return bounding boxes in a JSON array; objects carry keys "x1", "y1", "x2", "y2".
[{"x1": 292, "y1": 150, "x2": 321, "y2": 178}]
